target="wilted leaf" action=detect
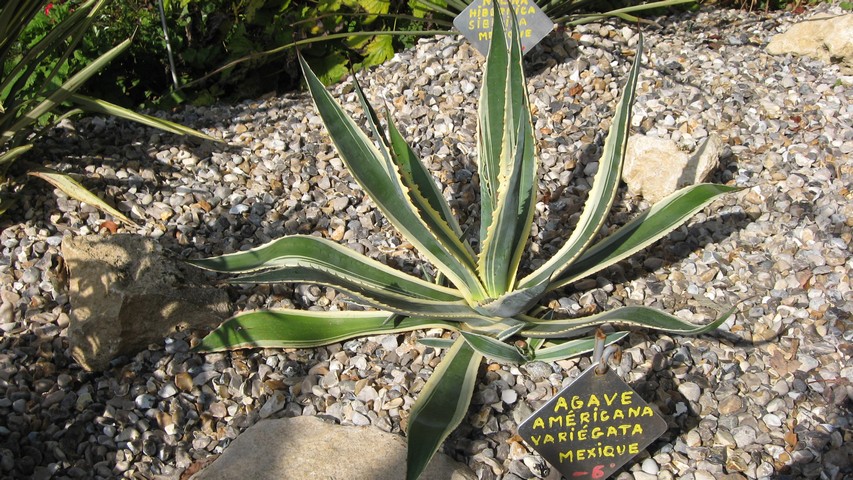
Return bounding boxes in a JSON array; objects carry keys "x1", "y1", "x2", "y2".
[
  {"x1": 28, "y1": 168, "x2": 138, "y2": 226},
  {"x1": 100, "y1": 220, "x2": 119, "y2": 234}
]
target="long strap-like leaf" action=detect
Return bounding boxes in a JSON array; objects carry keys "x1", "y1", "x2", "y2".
[
  {"x1": 230, "y1": 268, "x2": 485, "y2": 320},
  {"x1": 460, "y1": 330, "x2": 526, "y2": 363},
  {"x1": 2, "y1": 36, "x2": 130, "y2": 145},
  {"x1": 476, "y1": 4, "x2": 509, "y2": 241},
  {"x1": 28, "y1": 168, "x2": 138, "y2": 226},
  {"x1": 351, "y1": 75, "x2": 470, "y2": 253},
  {"x1": 549, "y1": 183, "x2": 741, "y2": 291},
  {"x1": 520, "y1": 305, "x2": 735, "y2": 338},
  {"x1": 187, "y1": 235, "x2": 463, "y2": 301},
  {"x1": 386, "y1": 111, "x2": 469, "y2": 246},
  {"x1": 520, "y1": 36, "x2": 644, "y2": 290},
  {"x1": 0, "y1": 144, "x2": 32, "y2": 168},
  {"x1": 300, "y1": 56, "x2": 487, "y2": 301},
  {"x1": 406, "y1": 336, "x2": 482, "y2": 480},
  {"x1": 195, "y1": 310, "x2": 458, "y2": 351},
  {"x1": 68, "y1": 94, "x2": 219, "y2": 142},
  {"x1": 533, "y1": 331, "x2": 628, "y2": 362},
  {"x1": 477, "y1": 6, "x2": 538, "y2": 297}
]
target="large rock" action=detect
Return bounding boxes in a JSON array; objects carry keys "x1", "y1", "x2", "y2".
[
  {"x1": 766, "y1": 14, "x2": 853, "y2": 74},
  {"x1": 622, "y1": 134, "x2": 722, "y2": 204},
  {"x1": 62, "y1": 234, "x2": 231, "y2": 371},
  {"x1": 190, "y1": 416, "x2": 477, "y2": 480}
]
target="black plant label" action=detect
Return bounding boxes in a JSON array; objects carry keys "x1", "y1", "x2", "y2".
[{"x1": 518, "y1": 366, "x2": 667, "y2": 479}]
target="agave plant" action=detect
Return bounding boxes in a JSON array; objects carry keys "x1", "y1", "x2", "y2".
[
  {"x1": 190, "y1": 9, "x2": 738, "y2": 480},
  {"x1": 1, "y1": 0, "x2": 216, "y2": 221}
]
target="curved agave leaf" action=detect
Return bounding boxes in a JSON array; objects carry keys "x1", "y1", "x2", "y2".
[
  {"x1": 195, "y1": 310, "x2": 458, "y2": 352},
  {"x1": 532, "y1": 331, "x2": 628, "y2": 362},
  {"x1": 350, "y1": 74, "x2": 466, "y2": 243},
  {"x1": 520, "y1": 305, "x2": 736, "y2": 339},
  {"x1": 460, "y1": 330, "x2": 629, "y2": 364},
  {"x1": 417, "y1": 337, "x2": 456, "y2": 349},
  {"x1": 476, "y1": 4, "x2": 509, "y2": 239},
  {"x1": 406, "y1": 336, "x2": 482, "y2": 480},
  {"x1": 352, "y1": 74, "x2": 469, "y2": 254},
  {"x1": 386, "y1": 110, "x2": 469, "y2": 244},
  {"x1": 351, "y1": 75, "x2": 396, "y2": 181},
  {"x1": 473, "y1": 282, "x2": 547, "y2": 318},
  {"x1": 496, "y1": 321, "x2": 527, "y2": 341},
  {"x1": 0, "y1": 144, "x2": 32, "y2": 168},
  {"x1": 519, "y1": 35, "x2": 644, "y2": 291},
  {"x1": 188, "y1": 235, "x2": 462, "y2": 301},
  {"x1": 300, "y1": 55, "x2": 486, "y2": 301},
  {"x1": 549, "y1": 183, "x2": 742, "y2": 291},
  {"x1": 228, "y1": 267, "x2": 484, "y2": 319},
  {"x1": 477, "y1": 7, "x2": 537, "y2": 296},
  {"x1": 460, "y1": 331, "x2": 526, "y2": 363}
]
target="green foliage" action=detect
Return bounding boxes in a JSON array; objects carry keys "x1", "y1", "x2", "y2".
[
  {"x1": 8, "y1": 0, "x2": 702, "y2": 107},
  {"x1": 0, "y1": 0, "x2": 215, "y2": 219},
  {"x1": 5, "y1": 0, "x2": 434, "y2": 107},
  {"x1": 6, "y1": 1, "x2": 173, "y2": 108},
  {"x1": 191, "y1": 9, "x2": 739, "y2": 479}
]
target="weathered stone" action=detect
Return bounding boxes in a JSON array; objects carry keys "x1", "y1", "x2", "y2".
[
  {"x1": 190, "y1": 416, "x2": 477, "y2": 480},
  {"x1": 766, "y1": 14, "x2": 853, "y2": 74},
  {"x1": 622, "y1": 134, "x2": 721, "y2": 204},
  {"x1": 62, "y1": 234, "x2": 231, "y2": 371}
]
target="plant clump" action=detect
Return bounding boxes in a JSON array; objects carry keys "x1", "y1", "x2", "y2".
[{"x1": 190, "y1": 8, "x2": 739, "y2": 479}]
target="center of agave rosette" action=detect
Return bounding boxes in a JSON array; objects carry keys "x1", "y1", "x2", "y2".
[{"x1": 470, "y1": 282, "x2": 548, "y2": 319}]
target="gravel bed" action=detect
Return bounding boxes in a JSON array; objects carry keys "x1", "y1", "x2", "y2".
[{"x1": 1, "y1": 4, "x2": 851, "y2": 480}]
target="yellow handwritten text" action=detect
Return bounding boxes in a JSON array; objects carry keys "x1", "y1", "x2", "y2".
[
  {"x1": 528, "y1": 424, "x2": 644, "y2": 445},
  {"x1": 557, "y1": 442, "x2": 640, "y2": 463},
  {"x1": 530, "y1": 405, "x2": 653, "y2": 430}
]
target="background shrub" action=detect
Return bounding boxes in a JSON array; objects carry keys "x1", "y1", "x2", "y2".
[
  {"x1": 8, "y1": 0, "x2": 429, "y2": 108},
  {"x1": 15, "y1": 0, "x2": 806, "y2": 108}
]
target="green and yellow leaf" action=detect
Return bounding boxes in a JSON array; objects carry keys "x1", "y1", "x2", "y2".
[
  {"x1": 300, "y1": 55, "x2": 486, "y2": 301},
  {"x1": 550, "y1": 183, "x2": 742, "y2": 291},
  {"x1": 521, "y1": 305, "x2": 736, "y2": 339},
  {"x1": 196, "y1": 310, "x2": 458, "y2": 351},
  {"x1": 406, "y1": 336, "x2": 482, "y2": 480},
  {"x1": 520, "y1": 36, "x2": 644, "y2": 291}
]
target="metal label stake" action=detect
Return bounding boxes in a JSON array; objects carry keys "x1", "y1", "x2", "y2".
[{"x1": 518, "y1": 330, "x2": 668, "y2": 479}]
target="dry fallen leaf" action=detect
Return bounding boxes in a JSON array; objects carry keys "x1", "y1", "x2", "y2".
[
  {"x1": 569, "y1": 83, "x2": 583, "y2": 96},
  {"x1": 100, "y1": 220, "x2": 119, "y2": 234},
  {"x1": 769, "y1": 349, "x2": 800, "y2": 376}
]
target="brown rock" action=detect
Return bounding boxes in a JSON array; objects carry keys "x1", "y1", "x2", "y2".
[
  {"x1": 62, "y1": 234, "x2": 231, "y2": 371},
  {"x1": 718, "y1": 395, "x2": 744, "y2": 416},
  {"x1": 622, "y1": 134, "x2": 722, "y2": 204}
]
